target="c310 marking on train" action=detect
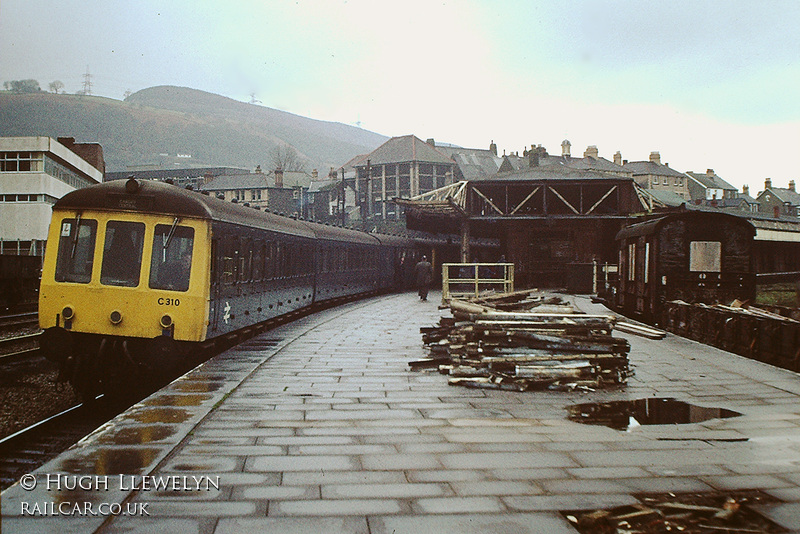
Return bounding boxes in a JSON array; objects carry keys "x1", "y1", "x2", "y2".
[{"x1": 157, "y1": 297, "x2": 181, "y2": 306}]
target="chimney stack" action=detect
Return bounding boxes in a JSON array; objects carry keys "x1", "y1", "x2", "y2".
[
  {"x1": 790, "y1": 180, "x2": 796, "y2": 192},
  {"x1": 584, "y1": 145, "x2": 599, "y2": 158},
  {"x1": 275, "y1": 167, "x2": 284, "y2": 188},
  {"x1": 561, "y1": 139, "x2": 571, "y2": 157},
  {"x1": 765, "y1": 178, "x2": 772, "y2": 190},
  {"x1": 649, "y1": 151, "x2": 661, "y2": 165},
  {"x1": 742, "y1": 185, "x2": 749, "y2": 196},
  {"x1": 312, "y1": 169, "x2": 318, "y2": 179},
  {"x1": 426, "y1": 138, "x2": 435, "y2": 147},
  {"x1": 613, "y1": 151, "x2": 622, "y2": 165},
  {"x1": 528, "y1": 147, "x2": 539, "y2": 167},
  {"x1": 489, "y1": 140, "x2": 497, "y2": 156},
  {"x1": 706, "y1": 169, "x2": 715, "y2": 177}
]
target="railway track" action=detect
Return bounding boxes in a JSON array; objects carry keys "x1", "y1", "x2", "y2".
[
  {"x1": 0, "y1": 311, "x2": 38, "y2": 330},
  {"x1": 0, "y1": 332, "x2": 41, "y2": 360},
  {"x1": 0, "y1": 398, "x2": 121, "y2": 492}
]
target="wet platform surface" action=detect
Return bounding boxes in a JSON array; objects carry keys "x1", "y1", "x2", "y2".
[{"x1": 3, "y1": 291, "x2": 800, "y2": 533}]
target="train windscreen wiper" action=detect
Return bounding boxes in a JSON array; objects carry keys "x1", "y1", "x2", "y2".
[
  {"x1": 160, "y1": 217, "x2": 181, "y2": 262},
  {"x1": 69, "y1": 213, "x2": 82, "y2": 260}
]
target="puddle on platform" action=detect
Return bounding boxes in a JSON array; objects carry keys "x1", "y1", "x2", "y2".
[
  {"x1": 172, "y1": 381, "x2": 225, "y2": 393},
  {"x1": 143, "y1": 393, "x2": 212, "y2": 407},
  {"x1": 129, "y1": 407, "x2": 193, "y2": 424},
  {"x1": 567, "y1": 398, "x2": 742, "y2": 431},
  {"x1": 57, "y1": 447, "x2": 162, "y2": 476},
  {"x1": 95, "y1": 425, "x2": 178, "y2": 445}
]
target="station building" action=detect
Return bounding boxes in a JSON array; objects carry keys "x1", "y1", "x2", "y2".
[{"x1": 0, "y1": 136, "x2": 104, "y2": 257}]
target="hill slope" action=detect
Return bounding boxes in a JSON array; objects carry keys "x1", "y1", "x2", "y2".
[{"x1": 0, "y1": 85, "x2": 388, "y2": 173}]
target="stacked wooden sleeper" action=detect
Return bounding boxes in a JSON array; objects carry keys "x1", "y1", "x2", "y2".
[{"x1": 413, "y1": 294, "x2": 633, "y2": 391}]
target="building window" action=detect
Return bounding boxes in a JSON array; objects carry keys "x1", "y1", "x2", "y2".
[
  {"x1": 652, "y1": 177, "x2": 658, "y2": 185},
  {"x1": 44, "y1": 156, "x2": 94, "y2": 189},
  {"x1": 0, "y1": 151, "x2": 44, "y2": 172}
]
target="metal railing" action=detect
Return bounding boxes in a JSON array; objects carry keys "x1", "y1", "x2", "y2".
[{"x1": 442, "y1": 263, "x2": 514, "y2": 302}]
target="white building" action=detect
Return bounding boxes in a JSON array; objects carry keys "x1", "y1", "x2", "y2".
[{"x1": 0, "y1": 136, "x2": 104, "y2": 256}]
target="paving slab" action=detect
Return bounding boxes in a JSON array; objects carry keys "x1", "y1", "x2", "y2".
[{"x1": 3, "y1": 291, "x2": 800, "y2": 532}]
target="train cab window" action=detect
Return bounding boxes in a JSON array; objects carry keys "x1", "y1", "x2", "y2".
[
  {"x1": 55, "y1": 218, "x2": 98, "y2": 283},
  {"x1": 149, "y1": 224, "x2": 194, "y2": 292},
  {"x1": 100, "y1": 221, "x2": 145, "y2": 287}
]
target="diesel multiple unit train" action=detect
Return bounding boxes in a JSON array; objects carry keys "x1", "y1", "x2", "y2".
[{"x1": 38, "y1": 178, "x2": 448, "y2": 399}]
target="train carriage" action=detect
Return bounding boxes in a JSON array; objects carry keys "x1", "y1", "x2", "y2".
[
  {"x1": 614, "y1": 210, "x2": 756, "y2": 324},
  {"x1": 313, "y1": 224, "x2": 382, "y2": 301}
]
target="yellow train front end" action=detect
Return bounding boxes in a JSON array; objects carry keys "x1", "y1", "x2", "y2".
[{"x1": 39, "y1": 201, "x2": 211, "y2": 399}]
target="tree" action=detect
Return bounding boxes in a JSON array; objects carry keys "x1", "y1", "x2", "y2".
[
  {"x1": 48, "y1": 80, "x2": 64, "y2": 94},
  {"x1": 270, "y1": 145, "x2": 307, "y2": 173},
  {"x1": 3, "y1": 79, "x2": 41, "y2": 93}
]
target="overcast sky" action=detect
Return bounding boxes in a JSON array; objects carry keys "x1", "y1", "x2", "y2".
[{"x1": 2, "y1": 0, "x2": 799, "y2": 192}]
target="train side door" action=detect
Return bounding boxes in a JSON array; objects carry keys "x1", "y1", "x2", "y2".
[{"x1": 209, "y1": 237, "x2": 220, "y2": 331}]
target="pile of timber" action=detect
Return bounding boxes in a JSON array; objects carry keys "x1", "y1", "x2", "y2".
[{"x1": 413, "y1": 293, "x2": 632, "y2": 392}]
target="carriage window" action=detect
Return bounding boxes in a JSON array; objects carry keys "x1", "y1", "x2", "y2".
[
  {"x1": 149, "y1": 224, "x2": 194, "y2": 292},
  {"x1": 55, "y1": 218, "x2": 98, "y2": 283},
  {"x1": 689, "y1": 241, "x2": 721, "y2": 272},
  {"x1": 627, "y1": 243, "x2": 636, "y2": 281},
  {"x1": 253, "y1": 241, "x2": 264, "y2": 280},
  {"x1": 221, "y1": 237, "x2": 236, "y2": 285},
  {"x1": 240, "y1": 238, "x2": 252, "y2": 282},
  {"x1": 264, "y1": 241, "x2": 274, "y2": 279},
  {"x1": 101, "y1": 221, "x2": 145, "y2": 287}
]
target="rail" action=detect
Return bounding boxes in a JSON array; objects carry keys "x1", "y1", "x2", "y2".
[
  {"x1": 0, "y1": 332, "x2": 41, "y2": 359},
  {"x1": 442, "y1": 263, "x2": 513, "y2": 302},
  {"x1": 0, "y1": 311, "x2": 38, "y2": 329}
]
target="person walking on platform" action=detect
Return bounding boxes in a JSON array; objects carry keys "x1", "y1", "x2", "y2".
[{"x1": 414, "y1": 255, "x2": 434, "y2": 301}]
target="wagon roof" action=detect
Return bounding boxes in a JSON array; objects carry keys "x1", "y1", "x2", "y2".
[
  {"x1": 53, "y1": 179, "x2": 316, "y2": 238},
  {"x1": 615, "y1": 210, "x2": 755, "y2": 241}
]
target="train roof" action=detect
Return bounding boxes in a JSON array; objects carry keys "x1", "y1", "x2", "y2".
[
  {"x1": 306, "y1": 222, "x2": 380, "y2": 245},
  {"x1": 615, "y1": 210, "x2": 756, "y2": 241},
  {"x1": 54, "y1": 179, "x2": 315, "y2": 238}
]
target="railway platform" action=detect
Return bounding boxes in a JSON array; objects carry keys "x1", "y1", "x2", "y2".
[{"x1": 3, "y1": 291, "x2": 800, "y2": 533}]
